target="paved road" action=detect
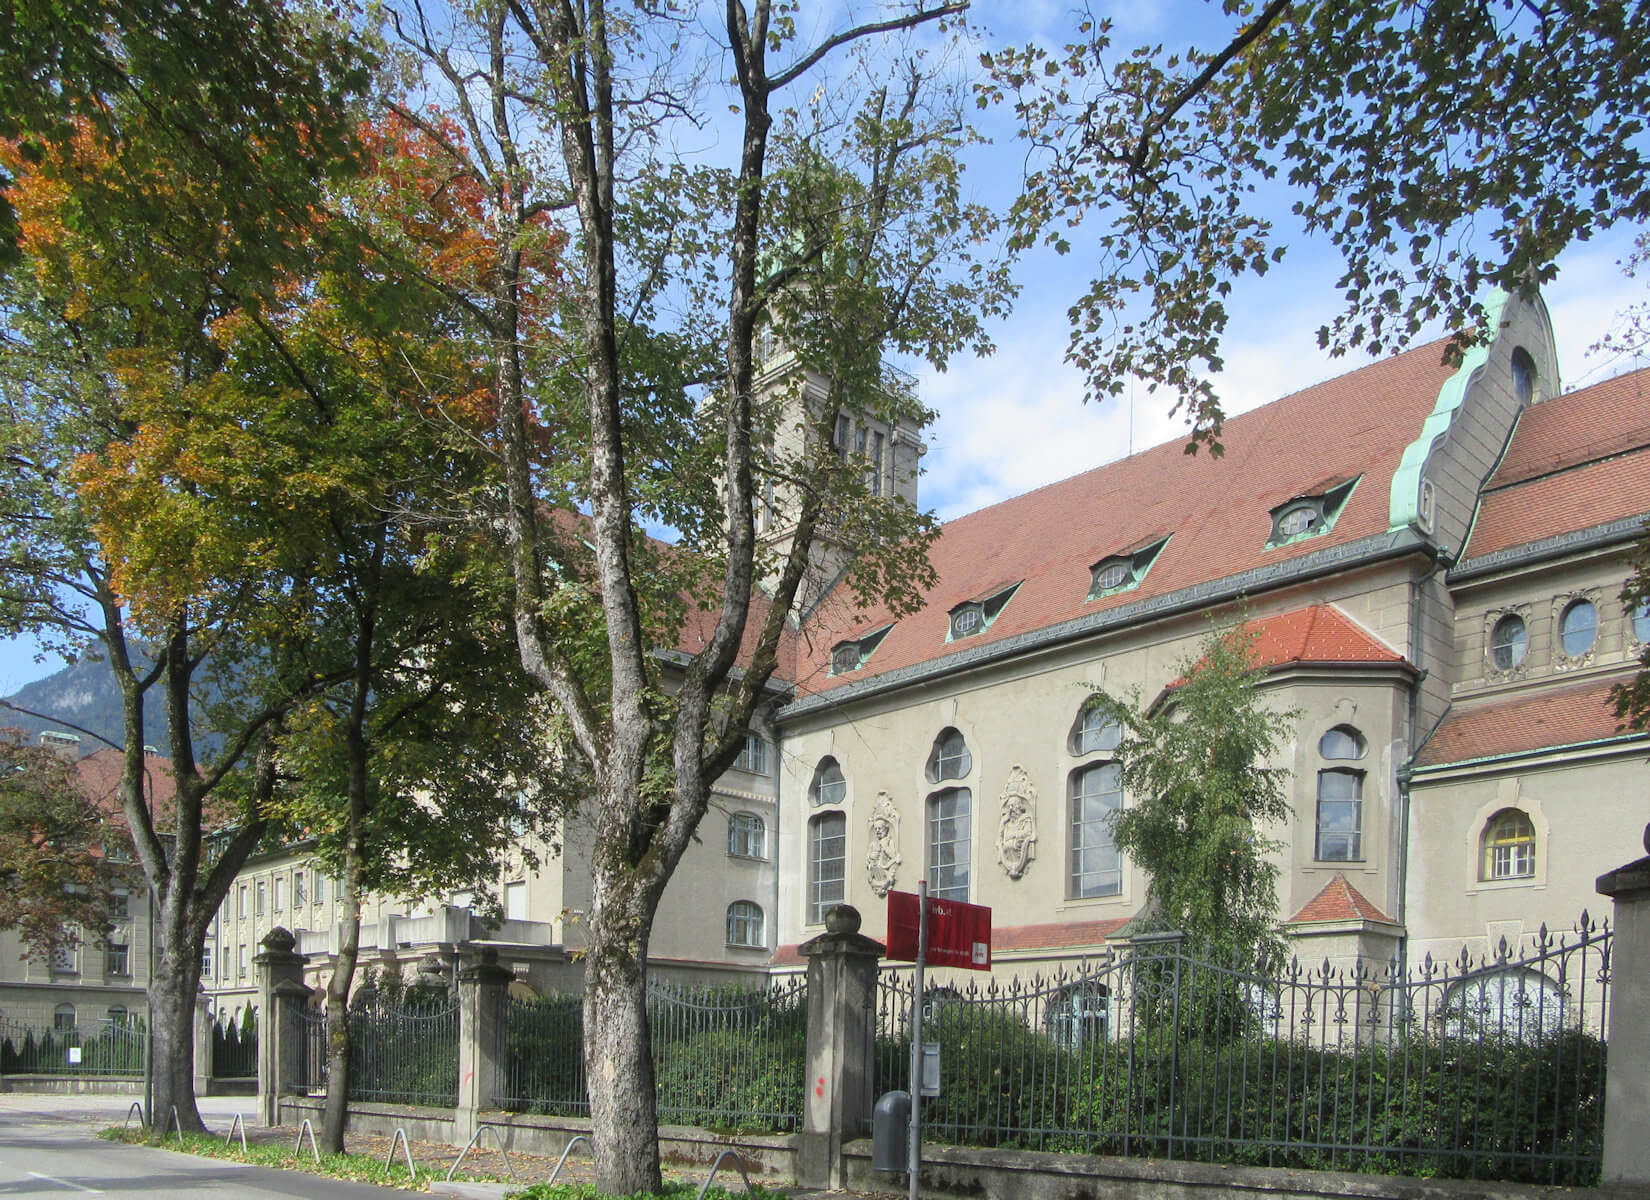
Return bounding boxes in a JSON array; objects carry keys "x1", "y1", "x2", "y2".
[{"x1": 0, "y1": 1096, "x2": 420, "y2": 1197}]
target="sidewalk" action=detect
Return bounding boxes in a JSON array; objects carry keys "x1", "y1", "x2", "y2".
[{"x1": 0, "y1": 1093, "x2": 871, "y2": 1198}]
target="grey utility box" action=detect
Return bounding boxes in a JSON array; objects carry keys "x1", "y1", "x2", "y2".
[
  {"x1": 920, "y1": 1041, "x2": 941, "y2": 1096},
  {"x1": 873, "y1": 1089, "x2": 911, "y2": 1172}
]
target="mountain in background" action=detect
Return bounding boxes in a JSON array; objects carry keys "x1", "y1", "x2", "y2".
[{"x1": 1, "y1": 653, "x2": 168, "y2": 755}]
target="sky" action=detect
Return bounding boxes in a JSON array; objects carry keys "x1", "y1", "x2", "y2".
[{"x1": 1, "y1": 0, "x2": 1645, "y2": 695}]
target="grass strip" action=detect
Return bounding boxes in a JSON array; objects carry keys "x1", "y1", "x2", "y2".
[{"x1": 98, "y1": 1125, "x2": 497, "y2": 1190}]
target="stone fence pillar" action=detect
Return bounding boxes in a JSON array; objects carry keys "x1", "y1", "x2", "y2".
[
  {"x1": 192, "y1": 991, "x2": 212, "y2": 1098},
  {"x1": 255, "y1": 926, "x2": 312, "y2": 1127},
  {"x1": 1598, "y1": 827, "x2": 1650, "y2": 1187},
  {"x1": 797, "y1": 904, "x2": 885, "y2": 1190},
  {"x1": 455, "y1": 949, "x2": 513, "y2": 1144}
]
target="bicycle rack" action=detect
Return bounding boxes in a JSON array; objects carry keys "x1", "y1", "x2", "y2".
[
  {"x1": 384, "y1": 1127, "x2": 417, "y2": 1181},
  {"x1": 122, "y1": 1102, "x2": 147, "y2": 1132},
  {"x1": 544, "y1": 1134, "x2": 593, "y2": 1187},
  {"x1": 695, "y1": 1148, "x2": 756, "y2": 1199},
  {"x1": 445, "y1": 1124, "x2": 516, "y2": 1182},
  {"x1": 224, "y1": 1112, "x2": 249, "y2": 1153},
  {"x1": 294, "y1": 1118, "x2": 321, "y2": 1164},
  {"x1": 158, "y1": 1105, "x2": 183, "y2": 1143}
]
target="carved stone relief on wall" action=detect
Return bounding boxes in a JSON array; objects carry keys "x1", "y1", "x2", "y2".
[
  {"x1": 865, "y1": 791, "x2": 902, "y2": 897},
  {"x1": 996, "y1": 764, "x2": 1038, "y2": 880}
]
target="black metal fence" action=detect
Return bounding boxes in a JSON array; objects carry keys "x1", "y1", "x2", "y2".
[
  {"x1": 296, "y1": 993, "x2": 460, "y2": 1107},
  {"x1": 0, "y1": 1017, "x2": 146, "y2": 1076},
  {"x1": 499, "y1": 977, "x2": 809, "y2": 1132},
  {"x1": 874, "y1": 917, "x2": 1611, "y2": 1185},
  {"x1": 211, "y1": 1010, "x2": 257, "y2": 1079}
]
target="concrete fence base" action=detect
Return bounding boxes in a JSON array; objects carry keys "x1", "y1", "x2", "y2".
[
  {"x1": 838, "y1": 1139, "x2": 1650, "y2": 1200},
  {"x1": 275, "y1": 1096, "x2": 798, "y2": 1180}
]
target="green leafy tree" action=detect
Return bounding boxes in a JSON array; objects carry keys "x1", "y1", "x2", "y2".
[
  {"x1": 1092, "y1": 624, "x2": 1297, "y2": 971},
  {"x1": 984, "y1": 0, "x2": 1650, "y2": 451},
  {"x1": 378, "y1": 1, "x2": 1005, "y2": 1189}
]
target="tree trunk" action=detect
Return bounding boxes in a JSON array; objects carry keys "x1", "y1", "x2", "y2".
[
  {"x1": 147, "y1": 929, "x2": 205, "y2": 1135},
  {"x1": 583, "y1": 870, "x2": 661, "y2": 1196},
  {"x1": 320, "y1": 882, "x2": 363, "y2": 1154}
]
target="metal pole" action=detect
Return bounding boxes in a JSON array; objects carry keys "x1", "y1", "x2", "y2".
[{"x1": 907, "y1": 880, "x2": 928, "y2": 1200}]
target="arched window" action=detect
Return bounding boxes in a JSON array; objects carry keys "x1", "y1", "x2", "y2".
[
  {"x1": 1443, "y1": 969, "x2": 1564, "y2": 1040},
  {"x1": 725, "y1": 901, "x2": 765, "y2": 948},
  {"x1": 809, "y1": 757, "x2": 846, "y2": 807},
  {"x1": 1070, "y1": 701, "x2": 1123, "y2": 756},
  {"x1": 1315, "y1": 769, "x2": 1363, "y2": 861},
  {"x1": 925, "y1": 728, "x2": 972, "y2": 782},
  {"x1": 1510, "y1": 347, "x2": 1539, "y2": 407},
  {"x1": 1491, "y1": 613, "x2": 1528, "y2": 670},
  {"x1": 1069, "y1": 763, "x2": 1122, "y2": 898},
  {"x1": 927, "y1": 788, "x2": 972, "y2": 901},
  {"x1": 53, "y1": 1003, "x2": 75, "y2": 1032},
  {"x1": 1047, "y1": 981, "x2": 1109, "y2": 1048},
  {"x1": 808, "y1": 813, "x2": 846, "y2": 924},
  {"x1": 1482, "y1": 809, "x2": 1535, "y2": 880},
  {"x1": 727, "y1": 812, "x2": 766, "y2": 859},
  {"x1": 1319, "y1": 725, "x2": 1366, "y2": 760}
]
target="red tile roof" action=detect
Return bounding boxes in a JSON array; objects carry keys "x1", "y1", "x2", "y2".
[
  {"x1": 1288, "y1": 873, "x2": 1394, "y2": 924},
  {"x1": 1466, "y1": 368, "x2": 1650, "y2": 559},
  {"x1": 1245, "y1": 605, "x2": 1408, "y2": 671},
  {"x1": 794, "y1": 340, "x2": 1461, "y2": 695},
  {"x1": 1413, "y1": 677, "x2": 1636, "y2": 768}
]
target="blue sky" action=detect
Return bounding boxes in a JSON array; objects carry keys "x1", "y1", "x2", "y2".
[{"x1": 2, "y1": 1, "x2": 1645, "y2": 695}]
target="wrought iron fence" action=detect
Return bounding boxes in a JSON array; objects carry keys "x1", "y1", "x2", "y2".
[
  {"x1": 652, "y1": 976, "x2": 807, "y2": 1131},
  {"x1": 295, "y1": 993, "x2": 460, "y2": 1107},
  {"x1": 0, "y1": 1017, "x2": 146, "y2": 1076},
  {"x1": 211, "y1": 1010, "x2": 257, "y2": 1079},
  {"x1": 874, "y1": 916, "x2": 1610, "y2": 1185},
  {"x1": 499, "y1": 976, "x2": 808, "y2": 1132}
]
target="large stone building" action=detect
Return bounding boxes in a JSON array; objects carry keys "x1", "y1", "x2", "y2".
[
  {"x1": 181, "y1": 285, "x2": 1650, "y2": 1011},
  {"x1": 770, "y1": 288, "x2": 1647, "y2": 974}
]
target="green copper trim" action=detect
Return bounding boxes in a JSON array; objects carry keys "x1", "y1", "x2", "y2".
[{"x1": 1388, "y1": 290, "x2": 1510, "y2": 532}]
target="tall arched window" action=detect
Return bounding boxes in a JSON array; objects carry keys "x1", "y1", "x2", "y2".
[
  {"x1": 725, "y1": 901, "x2": 765, "y2": 948},
  {"x1": 926, "y1": 728, "x2": 972, "y2": 782},
  {"x1": 1315, "y1": 725, "x2": 1366, "y2": 862},
  {"x1": 1482, "y1": 809, "x2": 1536, "y2": 880},
  {"x1": 927, "y1": 787, "x2": 972, "y2": 901},
  {"x1": 1069, "y1": 763, "x2": 1123, "y2": 898},
  {"x1": 808, "y1": 813, "x2": 846, "y2": 924}
]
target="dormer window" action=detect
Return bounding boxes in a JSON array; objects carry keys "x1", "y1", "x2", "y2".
[
  {"x1": 946, "y1": 583, "x2": 1020, "y2": 642},
  {"x1": 1267, "y1": 477, "x2": 1359, "y2": 548},
  {"x1": 829, "y1": 624, "x2": 892, "y2": 676},
  {"x1": 1087, "y1": 535, "x2": 1169, "y2": 600}
]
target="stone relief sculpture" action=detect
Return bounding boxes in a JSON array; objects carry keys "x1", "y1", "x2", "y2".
[
  {"x1": 997, "y1": 764, "x2": 1038, "y2": 880},
  {"x1": 865, "y1": 791, "x2": 902, "y2": 897}
]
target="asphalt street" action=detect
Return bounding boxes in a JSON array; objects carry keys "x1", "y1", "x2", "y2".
[{"x1": 0, "y1": 1095, "x2": 418, "y2": 1197}]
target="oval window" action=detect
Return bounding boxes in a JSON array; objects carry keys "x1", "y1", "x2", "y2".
[
  {"x1": 1095, "y1": 561, "x2": 1130, "y2": 590},
  {"x1": 1559, "y1": 599, "x2": 1597, "y2": 657},
  {"x1": 1277, "y1": 505, "x2": 1317, "y2": 538},
  {"x1": 950, "y1": 606, "x2": 983, "y2": 638}
]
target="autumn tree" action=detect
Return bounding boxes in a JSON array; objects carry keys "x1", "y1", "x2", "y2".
[
  {"x1": 0, "y1": 734, "x2": 136, "y2": 961},
  {"x1": 373, "y1": 1, "x2": 1005, "y2": 1189},
  {"x1": 985, "y1": 0, "x2": 1650, "y2": 451},
  {"x1": 193, "y1": 116, "x2": 569, "y2": 1150},
  {"x1": 0, "y1": 9, "x2": 369, "y2": 1129}
]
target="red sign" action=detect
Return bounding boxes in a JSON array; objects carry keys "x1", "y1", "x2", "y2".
[{"x1": 886, "y1": 890, "x2": 992, "y2": 971}]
